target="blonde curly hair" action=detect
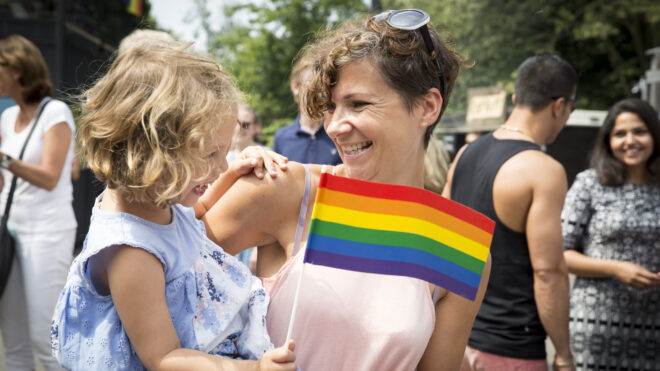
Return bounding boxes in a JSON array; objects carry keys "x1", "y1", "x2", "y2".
[
  {"x1": 302, "y1": 13, "x2": 463, "y2": 148},
  {"x1": 78, "y1": 45, "x2": 241, "y2": 207}
]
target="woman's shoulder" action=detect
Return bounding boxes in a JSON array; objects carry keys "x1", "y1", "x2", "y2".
[
  {"x1": 235, "y1": 161, "x2": 322, "y2": 199},
  {"x1": 41, "y1": 98, "x2": 75, "y2": 130},
  {"x1": 573, "y1": 168, "x2": 600, "y2": 186},
  {"x1": 0, "y1": 104, "x2": 18, "y2": 124}
]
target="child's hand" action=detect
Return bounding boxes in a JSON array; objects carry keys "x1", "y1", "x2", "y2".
[
  {"x1": 236, "y1": 146, "x2": 288, "y2": 179},
  {"x1": 258, "y1": 340, "x2": 296, "y2": 371}
]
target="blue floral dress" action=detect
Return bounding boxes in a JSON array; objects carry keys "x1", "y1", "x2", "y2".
[{"x1": 50, "y1": 197, "x2": 272, "y2": 370}]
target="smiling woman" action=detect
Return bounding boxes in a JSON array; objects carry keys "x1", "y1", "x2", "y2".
[
  {"x1": 561, "y1": 98, "x2": 660, "y2": 370},
  {"x1": 196, "y1": 8, "x2": 491, "y2": 371}
]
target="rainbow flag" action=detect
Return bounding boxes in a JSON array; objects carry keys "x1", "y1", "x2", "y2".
[
  {"x1": 303, "y1": 173, "x2": 494, "y2": 301},
  {"x1": 124, "y1": 0, "x2": 143, "y2": 17}
]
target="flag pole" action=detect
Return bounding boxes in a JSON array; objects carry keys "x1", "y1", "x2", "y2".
[{"x1": 285, "y1": 258, "x2": 306, "y2": 344}]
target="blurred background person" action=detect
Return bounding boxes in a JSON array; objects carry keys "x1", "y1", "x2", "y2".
[
  {"x1": 464, "y1": 130, "x2": 484, "y2": 145},
  {"x1": 272, "y1": 54, "x2": 341, "y2": 165},
  {"x1": 0, "y1": 34, "x2": 76, "y2": 371},
  {"x1": 227, "y1": 104, "x2": 264, "y2": 163},
  {"x1": 227, "y1": 103, "x2": 265, "y2": 271},
  {"x1": 561, "y1": 97, "x2": 660, "y2": 370}
]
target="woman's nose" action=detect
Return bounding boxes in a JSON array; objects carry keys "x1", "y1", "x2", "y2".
[{"x1": 325, "y1": 110, "x2": 353, "y2": 138}]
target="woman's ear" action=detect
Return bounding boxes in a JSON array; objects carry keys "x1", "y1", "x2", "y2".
[{"x1": 419, "y1": 88, "x2": 443, "y2": 128}]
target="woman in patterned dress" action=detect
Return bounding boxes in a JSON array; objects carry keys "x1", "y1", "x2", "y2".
[{"x1": 561, "y1": 98, "x2": 660, "y2": 370}]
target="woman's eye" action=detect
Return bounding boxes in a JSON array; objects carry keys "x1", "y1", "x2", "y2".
[
  {"x1": 353, "y1": 101, "x2": 368, "y2": 108},
  {"x1": 207, "y1": 151, "x2": 218, "y2": 159}
]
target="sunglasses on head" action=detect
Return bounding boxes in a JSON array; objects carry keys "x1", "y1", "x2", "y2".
[{"x1": 372, "y1": 9, "x2": 444, "y2": 94}]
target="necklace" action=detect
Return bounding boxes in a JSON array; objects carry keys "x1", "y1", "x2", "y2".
[{"x1": 499, "y1": 125, "x2": 534, "y2": 141}]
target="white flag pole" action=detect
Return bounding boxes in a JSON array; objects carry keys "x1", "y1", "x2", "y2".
[{"x1": 285, "y1": 258, "x2": 306, "y2": 344}]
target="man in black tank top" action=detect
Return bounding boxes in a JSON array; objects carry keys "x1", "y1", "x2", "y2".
[{"x1": 443, "y1": 55, "x2": 578, "y2": 371}]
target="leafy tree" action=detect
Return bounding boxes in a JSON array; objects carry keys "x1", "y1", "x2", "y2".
[
  {"x1": 387, "y1": 0, "x2": 660, "y2": 111},
  {"x1": 197, "y1": 0, "x2": 368, "y2": 132}
]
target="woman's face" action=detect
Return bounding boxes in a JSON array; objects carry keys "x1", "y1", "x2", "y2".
[
  {"x1": 609, "y1": 111, "x2": 654, "y2": 172},
  {"x1": 178, "y1": 110, "x2": 235, "y2": 207},
  {"x1": 324, "y1": 59, "x2": 428, "y2": 185},
  {"x1": 0, "y1": 62, "x2": 19, "y2": 98}
]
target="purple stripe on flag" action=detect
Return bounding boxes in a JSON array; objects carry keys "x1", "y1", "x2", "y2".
[{"x1": 305, "y1": 248, "x2": 478, "y2": 301}]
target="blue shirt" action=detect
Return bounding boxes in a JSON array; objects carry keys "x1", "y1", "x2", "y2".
[
  {"x1": 272, "y1": 116, "x2": 342, "y2": 165},
  {"x1": 51, "y1": 197, "x2": 272, "y2": 370}
]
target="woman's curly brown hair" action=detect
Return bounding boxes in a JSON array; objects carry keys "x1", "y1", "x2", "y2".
[
  {"x1": 302, "y1": 14, "x2": 464, "y2": 148},
  {"x1": 78, "y1": 45, "x2": 241, "y2": 207}
]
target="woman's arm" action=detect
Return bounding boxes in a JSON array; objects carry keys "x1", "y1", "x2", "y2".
[
  {"x1": 195, "y1": 147, "x2": 288, "y2": 218},
  {"x1": 3, "y1": 121, "x2": 71, "y2": 190},
  {"x1": 564, "y1": 250, "x2": 660, "y2": 291},
  {"x1": 198, "y1": 162, "x2": 307, "y2": 256},
  {"x1": 417, "y1": 255, "x2": 491, "y2": 370},
  {"x1": 107, "y1": 245, "x2": 296, "y2": 371}
]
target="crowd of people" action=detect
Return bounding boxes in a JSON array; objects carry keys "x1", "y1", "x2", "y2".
[{"x1": 0, "y1": 6, "x2": 658, "y2": 371}]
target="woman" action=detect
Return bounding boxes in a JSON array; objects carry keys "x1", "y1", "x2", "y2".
[
  {"x1": 0, "y1": 35, "x2": 77, "y2": 370},
  {"x1": 197, "y1": 9, "x2": 490, "y2": 370},
  {"x1": 561, "y1": 98, "x2": 660, "y2": 370}
]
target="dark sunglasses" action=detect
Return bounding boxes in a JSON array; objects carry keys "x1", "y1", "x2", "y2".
[
  {"x1": 239, "y1": 121, "x2": 252, "y2": 129},
  {"x1": 551, "y1": 96, "x2": 579, "y2": 112},
  {"x1": 372, "y1": 9, "x2": 444, "y2": 94}
]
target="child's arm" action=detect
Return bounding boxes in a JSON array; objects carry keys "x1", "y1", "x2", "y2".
[
  {"x1": 195, "y1": 147, "x2": 288, "y2": 219},
  {"x1": 107, "y1": 245, "x2": 296, "y2": 370}
]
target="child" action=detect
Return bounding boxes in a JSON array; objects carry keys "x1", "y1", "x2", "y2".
[{"x1": 50, "y1": 45, "x2": 296, "y2": 370}]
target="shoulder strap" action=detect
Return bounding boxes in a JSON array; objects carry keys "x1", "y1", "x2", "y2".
[
  {"x1": 432, "y1": 285, "x2": 441, "y2": 305},
  {"x1": 2, "y1": 97, "x2": 53, "y2": 219},
  {"x1": 291, "y1": 164, "x2": 311, "y2": 256}
]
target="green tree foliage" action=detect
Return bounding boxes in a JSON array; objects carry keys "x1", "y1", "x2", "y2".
[
  {"x1": 390, "y1": 0, "x2": 660, "y2": 111},
  {"x1": 199, "y1": 0, "x2": 368, "y2": 130},
  {"x1": 200, "y1": 0, "x2": 659, "y2": 133}
]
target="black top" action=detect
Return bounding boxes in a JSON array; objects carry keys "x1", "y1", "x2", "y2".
[{"x1": 451, "y1": 133, "x2": 547, "y2": 359}]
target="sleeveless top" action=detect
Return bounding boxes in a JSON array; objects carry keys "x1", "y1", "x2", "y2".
[
  {"x1": 263, "y1": 165, "x2": 436, "y2": 370},
  {"x1": 451, "y1": 133, "x2": 546, "y2": 359},
  {"x1": 51, "y1": 196, "x2": 272, "y2": 370}
]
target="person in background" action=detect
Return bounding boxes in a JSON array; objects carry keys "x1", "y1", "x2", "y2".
[
  {"x1": 464, "y1": 130, "x2": 484, "y2": 145},
  {"x1": 0, "y1": 34, "x2": 77, "y2": 371},
  {"x1": 197, "y1": 9, "x2": 491, "y2": 370},
  {"x1": 227, "y1": 104, "x2": 264, "y2": 163},
  {"x1": 227, "y1": 103, "x2": 266, "y2": 270},
  {"x1": 444, "y1": 54, "x2": 577, "y2": 371},
  {"x1": 561, "y1": 97, "x2": 660, "y2": 370},
  {"x1": 51, "y1": 43, "x2": 296, "y2": 370},
  {"x1": 272, "y1": 54, "x2": 342, "y2": 165}
]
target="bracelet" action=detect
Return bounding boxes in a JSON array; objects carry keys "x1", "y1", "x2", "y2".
[
  {"x1": 555, "y1": 360, "x2": 574, "y2": 368},
  {"x1": 554, "y1": 355, "x2": 574, "y2": 368}
]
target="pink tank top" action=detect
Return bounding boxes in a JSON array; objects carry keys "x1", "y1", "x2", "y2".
[{"x1": 263, "y1": 165, "x2": 436, "y2": 370}]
